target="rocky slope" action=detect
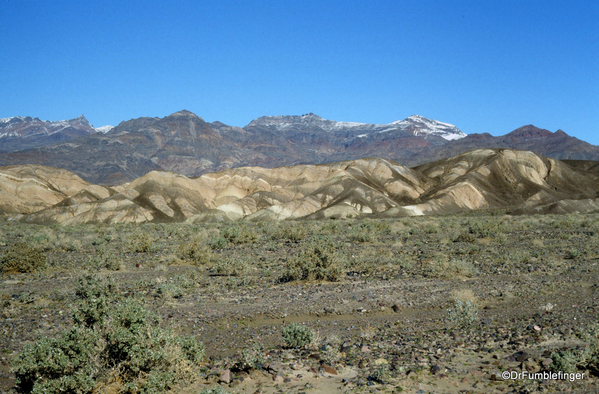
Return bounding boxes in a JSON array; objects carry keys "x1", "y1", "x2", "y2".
[{"x1": 2, "y1": 149, "x2": 598, "y2": 224}]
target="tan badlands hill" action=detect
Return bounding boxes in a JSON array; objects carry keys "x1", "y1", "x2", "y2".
[{"x1": 1, "y1": 149, "x2": 599, "y2": 225}]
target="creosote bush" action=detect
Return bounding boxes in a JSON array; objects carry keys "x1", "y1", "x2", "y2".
[
  {"x1": 0, "y1": 242, "x2": 47, "y2": 274},
  {"x1": 280, "y1": 238, "x2": 345, "y2": 282},
  {"x1": 11, "y1": 276, "x2": 204, "y2": 394},
  {"x1": 282, "y1": 323, "x2": 314, "y2": 348},
  {"x1": 178, "y1": 241, "x2": 212, "y2": 265}
]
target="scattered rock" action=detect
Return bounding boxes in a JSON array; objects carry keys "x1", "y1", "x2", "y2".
[
  {"x1": 219, "y1": 369, "x2": 231, "y2": 384},
  {"x1": 541, "y1": 358, "x2": 553, "y2": 368}
]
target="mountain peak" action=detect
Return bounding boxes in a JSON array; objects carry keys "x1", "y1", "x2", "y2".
[
  {"x1": 392, "y1": 115, "x2": 466, "y2": 141},
  {"x1": 506, "y1": 125, "x2": 553, "y2": 139}
]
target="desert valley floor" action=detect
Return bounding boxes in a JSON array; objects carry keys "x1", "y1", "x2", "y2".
[{"x1": 1, "y1": 212, "x2": 599, "y2": 393}]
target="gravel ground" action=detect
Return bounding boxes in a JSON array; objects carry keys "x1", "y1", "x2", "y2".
[{"x1": 1, "y1": 213, "x2": 599, "y2": 393}]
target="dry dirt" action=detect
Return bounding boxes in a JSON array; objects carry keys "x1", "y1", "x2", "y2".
[{"x1": 1, "y1": 212, "x2": 599, "y2": 393}]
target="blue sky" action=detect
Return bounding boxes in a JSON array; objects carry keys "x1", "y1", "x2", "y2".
[{"x1": 1, "y1": 0, "x2": 598, "y2": 144}]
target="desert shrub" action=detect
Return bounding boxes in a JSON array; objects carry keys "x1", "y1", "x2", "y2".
[
  {"x1": 0, "y1": 242, "x2": 47, "y2": 273},
  {"x1": 347, "y1": 224, "x2": 374, "y2": 243},
  {"x1": 225, "y1": 224, "x2": 260, "y2": 244},
  {"x1": 550, "y1": 350, "x2": 580, "y2": 374},
  {"x1": 12, "y1": 276, "x2": 204, "y2": 393},
  {"x1": 454, "y1": 232, "x2": 476, "y2": 243},
  {"x1": 55, "y1": 237, "x2": 82, "y2": 252},
  {"x1": 178, "y1": 241, "x2": 212, "y2": 265},
  {"x1": 12, "y1": 326, "x2": 101, "y2": 393},
  {"x1": 551, "y1": 321, "x2": 599, "y2": 376},
  {"x1": 320, "y1": 344, "x2": 341, "y2": 365},
  {"x1": 211, "y1": 256, "x2": 248, "y2": 276},
  {"x1": 370, "y1": 364, "x2": 390, "y2": 384},
  {"x1": 424, "y1": 258, "x2": 477, "y2": 279},
  {"x1": 280, "y1": 239, "x2": 345, "y2": 282},
  {"x1": 282, "y1": 323, "x2": 314, "y2": 348},
  {"x1": 17, "y1": 291, "x2": 37, "y2": 304},
  {"x1": 447, "y1": 299, "x2": 479, "y2": 328},
  {"x1": 210, "y1": 236, "x2": 228, "y2": 250},
  {"x1": 126, "y1": 232, "x2": 155, "y2": 253},
  {"x1": 467, "y1": 219, "x2": 503, "y2": 238},
  {"x1": 157, "y1": 282, "x2": 184, "y2": 300},
  {"x1": 565, "y1": 248, "x2": 581, "y2": 259},
  {"x1": 269, "y1": 223, "x2": 306, "y2": 242},
  {"x1": 421, "y1": 223, "x2": 439, "y2": 234},
  {"x1": 238, "y1": 343, "x2": 264, "y2": 371}
]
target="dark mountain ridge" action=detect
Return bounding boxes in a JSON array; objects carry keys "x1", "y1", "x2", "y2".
[{"x1": 0, "y1": 110, "x2": 597, "y2": 185}]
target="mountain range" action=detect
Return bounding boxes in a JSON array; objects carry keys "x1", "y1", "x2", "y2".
[
  {"x1": 0, "y1": 110, "x2": 598, "y2": 186},
  {"x1": 2, "y1": 149, "x2": 598, "y2": 225}
]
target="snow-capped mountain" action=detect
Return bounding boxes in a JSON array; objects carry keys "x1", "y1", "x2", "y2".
[
  {"x1": 0, "y1": 115, "x2": 96, "y2": 138},
  {"x1": 248, "y1": 113, "x2": 466, "y2": 141},
  {"x1": 0, "y1": 115, "x2": 107, "y2": 153},
  {"x1": 390, "y1": 115, "x2": 466, "y2": 141}
]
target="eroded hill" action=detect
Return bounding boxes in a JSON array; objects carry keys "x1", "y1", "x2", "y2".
[{"x1": 2, "y1": 149, "x2": 599, "y2": 225}]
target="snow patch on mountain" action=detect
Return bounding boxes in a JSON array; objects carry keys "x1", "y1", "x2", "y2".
[
  {"x1": 95, "y1": 125, "x2": 114, "y2": 133},
  {"x1": 248, "y1": 113, "x2": 466, "y2": 141}
]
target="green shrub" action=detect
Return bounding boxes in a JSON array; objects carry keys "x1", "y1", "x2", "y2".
[
  {"x1": 280, "y1": 239, "x2": 345, "y2": 282},
  {"x1": 178, "y1": 242, "x2": 212, "y2": 265},
  {"x1": 370, "y1": 364, "x2": 390, "y2": 384},
  {"x1": 238, "y1": 343, "x2": 264, "y2": 371},
  {"x1": 447, "y1": 300, "x2": 479, "y2": 328},
  {"x1": 550, "y1": 321, "x2": 599, "y2": 375},
  {"x1": 270, "y1": 223, "x2": 306, "y2": 242},
  {"x1": 127, "y1": 232, "x2": 155, "y2": 253},
  {"x1": 210, "y1": 236, "x2": 228, "y2": 250},
  {"x1": 550, "y1": 350, "x2": 580, "y2": 374},
  {"x1": 12, "y1": 326, "x2": 100, "y2": 394},
  {"x1": 282, "y1": 323, "x2": 314, "y2": 348},
  {"x1": 467, "y1": 219, "x2": 503, "y2": 238},
  {"x1": 211, "y1": 256, "x2": 248, "y2": 276},
  {"x1": 12, "y1": 276, "x2": 204, "y2": 394},
  {"x1": 0, "y1": 242, "x2": 47, "y2": 273}
]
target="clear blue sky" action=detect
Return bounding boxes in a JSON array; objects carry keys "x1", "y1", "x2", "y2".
[{"x1": 1, "y1": 0, "x2": 598, "y2": 144}]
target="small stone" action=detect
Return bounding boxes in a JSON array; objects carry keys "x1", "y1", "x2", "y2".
[
  {"x1": 541, "y1": 358, "x2": 553, "y2": 368},
  {"x1": 321, "y1": 364, "x2": 338, "y2": 375},
  {"x1": 391, "y1": 304, "x2": 401, "y2": 312},
  {"x1": 374, "y1": 358, "x2": 388, "y2": 365},
  {"x1": 273, "y1": 374, "x2": 284, "y2": 383},
  {"x1": 361, "y1": 345, "x2": 370, "y2": 353},
  {"x1": 430, "y1": 364, "x2": 442, "y2": 375},
  {"x1": 219, "y1": 369, "x2": 231, "y2": 384}
]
